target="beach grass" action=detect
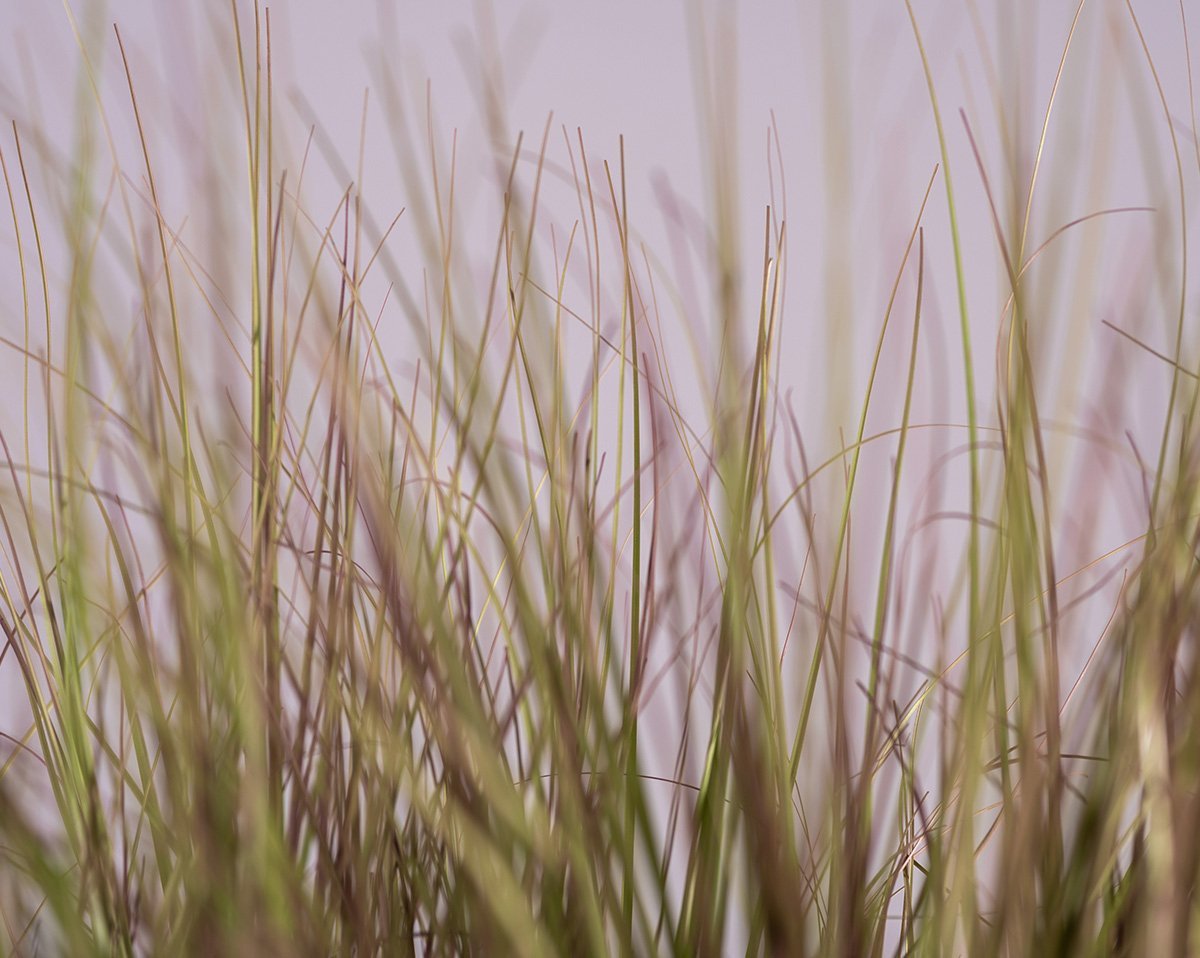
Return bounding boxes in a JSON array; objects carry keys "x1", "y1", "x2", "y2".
[{"x1": 0, "y1": 1, "x2": 1198, "y2": 955}]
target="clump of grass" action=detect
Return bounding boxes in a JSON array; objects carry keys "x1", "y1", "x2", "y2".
[{"x1": 0, "y1": 1, "x2": 1199, "y2": 955}]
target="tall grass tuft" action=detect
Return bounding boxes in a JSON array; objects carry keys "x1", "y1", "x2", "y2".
[{"x1": 0, "y1": 1, "x2": 1199, "y2": 955}]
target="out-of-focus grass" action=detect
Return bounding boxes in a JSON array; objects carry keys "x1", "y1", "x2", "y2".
[{"x1": 0, "y1": 1, "x2": 1197, "y2": 955}]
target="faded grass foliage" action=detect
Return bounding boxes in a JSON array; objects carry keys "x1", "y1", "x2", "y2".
[{"x1": 0, "y1": 1, "x2": 1197, "y2": 955}]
